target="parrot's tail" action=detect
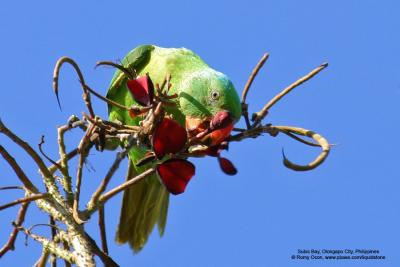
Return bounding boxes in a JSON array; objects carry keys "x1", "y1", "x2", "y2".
[{"x1": 116, "y1": 160, "x2": 169, "y2": 252}]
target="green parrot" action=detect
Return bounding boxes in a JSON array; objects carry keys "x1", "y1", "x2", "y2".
[{"x1": 106, "y1": 45, "x2": 242, "y2": 252}]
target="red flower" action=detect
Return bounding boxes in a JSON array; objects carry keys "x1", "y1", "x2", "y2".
[
  {"x1": 152, "y1": 118, "x2": 187, "y2": 159},
  {"x1": 218, "y1": 157, "x2": 237, "y2": 175},
  {"x1": 126, "y1": 74, "x2": 154, "y2": 106},
  {"x1": 152, "y1": 117, "x2": 195, "y2": 195},
  {"x1": 156, "y1": 159, "x2": 195, "y2": 195}
]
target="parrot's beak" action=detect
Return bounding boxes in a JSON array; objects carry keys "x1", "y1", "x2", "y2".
[{"x1": 186, "y1": 110, "x2": 234, "y2": 146}]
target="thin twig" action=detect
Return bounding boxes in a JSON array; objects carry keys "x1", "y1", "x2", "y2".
[
  {"x1": 241, "y1": 53, "x2": 270, "y2": 104},
  {"x1": 86, "y1": 137, "x2": 137, "y2": 212},
  {"x1": 55, "y1": 117, "x2": 87, "y2": 205},
  {"x1": 0, "y1": 202, "x2": 30, "y2": 257},
  {"x1": 62, "y1": 241, "x2": 72, "y2": 267},
  {"x1": 96, "y1": 61, "x2": 134, "y2": 80},
  {"x1": 34, "y1": 249, "x2": 50, "y2": 267},
  {"x1": 39, "y1": 135, "x2": 62, "y2": 170},
  {"x1": 84, "y1": 232, "x2": 119, "y2": 267},
  {"x1": 252, "y1": 62, "x2": 328, "y2": 125},
  {"x1": 83, "y1": 113, "x2": 140, "y2": 133},
  {"x1": 50, "y1": 216, "x2": 58, "y2": 267},
  {"x1": 272, "y1": 125, "x2": 330, "y2": 171},
  {"x1": 0, "y1": 186, "x2": 24, "y2": 191},
  {"x1": 98, "y1": 168, "x2": 156, "y2": 206},
  {"x1": 98, "y1": 206, "x2": 109, "y2": 258},
  {"x1": 229, "y1": 124, "x2": 278, "y2": 142},
  {"x1": 58, "y1": 124, "x2": 74, "y2": 206},
  {"x1": 0, "y1": 193, "x2": 48, "y2": 211},
  {"x1": 0, "y1": 145, "x2": 40, "y2": 193},
  {"x1": 0, "y1": 120, "x2": 62, "y2": 201},
  {"x1": 48, "y1": 148, "x2": 79, "y2": 174},
  {"x1": 15, "y1": 225, "x2": 76, "y2": 264},
  {"x1": 84, "y1": 84, "x2": 130, "y2": 111},
  {"x1": 279, "y1": 130, "x2": 321, "y2": 147},
  {"x1": 241, "y1": 53, "x2": 269, "y2": 129},
  {"x1": 73, "y1": 143, "x2": 91, "y2": 224},
  {"x1": 232, "y1": 128, "x2": 246, "y2": 132},
  {"x1": 53, "y1": 57, "x2": 95, "y2": 118},
  {"x1": 26, "y1": 223, "x2": 63, "y2": 235}
]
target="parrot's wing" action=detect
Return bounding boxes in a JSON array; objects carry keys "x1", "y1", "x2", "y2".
[
  {"x1": 107, "y1": 45, "x2": 169, "y2": 252},
  {"x1": 107, "y1": 44, "x2": 154, "y2": 124},
  {"x1": 116, "y1": 148, "x2": 169, "y2": 252}
]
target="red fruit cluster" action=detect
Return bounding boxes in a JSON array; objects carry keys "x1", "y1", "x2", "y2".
[{"x1": 126, "y1": 75, "x2": 237, "y2": 195}]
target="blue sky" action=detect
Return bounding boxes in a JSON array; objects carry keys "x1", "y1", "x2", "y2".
[{"x1": 0, "y1": 1, "x2": 399, "y2": 266}]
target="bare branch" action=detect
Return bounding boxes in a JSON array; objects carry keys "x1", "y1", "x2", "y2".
[
  {"x1": 0, "y1": 120, "x2": 63, "y2": 203},
  {"x1": 0, "y1": 186, "x2": 24, "y2": 191},
  {"x1": 84, "y1": 84, "x2": 130, "y2": 111},
  {"x1": 86, "y1": 137, "x2": 138, "y2": 212},
  {"x1": 0, "y1": 193, "x2": 48, "y2": 211},
  {"x1": 98, "y1": 206, "x2": 109, "y2": 259},
  {"x1": 242, "y1": 53, "x2": 269, "y2": 104},
  {"x1": 58, "y1": 124, "x2": 76, "y2": 205},
  {"x1": 62, "y1": 242, "x2": 72, "y2": 267},
  {"x1": 0, "y1": 202, "x2": 29, "y2": 257},
  {"x1": 84, "y1": 233, "x2": 119, "y2": 267},
  {"x1": 272, "y1": 125, "x2": 330, "y2": 171},
  {"x1": 48, "y1": 148, "x2": 79, "y2": 174},
  {"x1": 39, "y1": 135, "x2": 60, "y2": 169},
  {"x1": 229, "y1": 124, "x2": 278, "y2": 142},
  {"x1": 240, "y1": 53, "x2": 269, "y2": 129},
  {"x1": 15, "y1": 225, "x2": 76, "y2": 264},
  {"x1": 53, "y1": 56, "x2": 95, "y2": 118},
  {"x1": 0, "y1": 145, "x2": 40, "y2": 193},
  {"x1": 96, "y1": 61, "x2": 134, "y2": 80},
  {"x1": 73, "y1": 144, "x2": 91, "y2": 225},
  {"x1": 50, "y1": 216, "x2": 58, "y2": 267},
  {"x1": 34, "y1": 249, "x2": 50, "y2": 267},
  {"x1": 252, "y1": 63, "x2": 328, "y2": 125},
  {"x1": 279, "y1": 130, "x2": 321, "y2": 147},
  {"x1": 99, "y1": 168, "x2": 156, "y2": 205}
]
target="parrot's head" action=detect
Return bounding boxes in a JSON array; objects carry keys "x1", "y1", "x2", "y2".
[{"x1": 179, "y1": 69, "x2": 242, "y2": 146}]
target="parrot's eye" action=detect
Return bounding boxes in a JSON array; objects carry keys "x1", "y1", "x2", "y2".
[{"x1": 210, "y1": 90, "x2": 220, "y2": 101}]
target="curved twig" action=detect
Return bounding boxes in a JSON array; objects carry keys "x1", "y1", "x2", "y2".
[
  {"x1": 48, "y1": 148, "x2": 79, "y2": 174},
  {"x1": 96, "y1": 61, "x2": 134, "y2": 80},
  {"x1": 53, "y1": 57, "x2": 95, "y2": 118},
  {"x1": 25, "y1": 223, "x2": 63, "y2": 239},
  {"x1": 279, "y1": 130, "x2": 321, "y2": 147},
  {"x1": 83, "y1": 84, "x2": 130, "y2": 111},
  {"x1": 0, "y1": 186, "x2": 24, "y2": 191},
  {"x1": 241, "y1": 53, "x2": 269, "y2": 129},
  {"x1": 241, "y1": 53, "x2": 270, "y2": 103},
  {"x1": 272, "y1": 125, "x2": 330, "y2": 171},
  {"x1": 39, "y1": 135, "x2": 61, "y2": 169}
]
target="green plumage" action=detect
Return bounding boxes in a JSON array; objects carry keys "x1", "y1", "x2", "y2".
[{"x1": 106, "y1": 45, "x2": 241, "y2": 252}]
